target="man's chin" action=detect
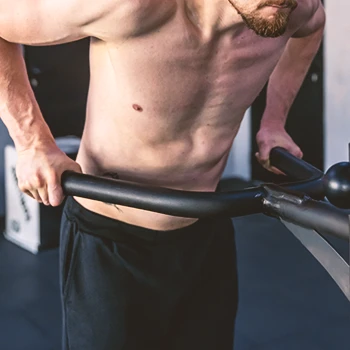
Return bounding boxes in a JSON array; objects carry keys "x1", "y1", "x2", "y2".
[
  {"x1": 244, "y1": 15, "x2": 289, "y2": 38},
  {"x1": 254, "y1": 27, "x2": 288, "y2": 38}
]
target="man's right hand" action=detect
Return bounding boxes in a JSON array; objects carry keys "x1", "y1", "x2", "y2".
[{"x1": 16, "y1": 142, "x2": 82, "y2": 207}]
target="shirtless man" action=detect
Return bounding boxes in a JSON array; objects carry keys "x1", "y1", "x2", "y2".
[{"x1": 0, "y1": 0, "x2": 325, "y2": 349}]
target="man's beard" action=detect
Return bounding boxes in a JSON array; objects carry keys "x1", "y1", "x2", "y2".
[{"x1": 229, "y1": 1, "x2": 298, "y2": 38}]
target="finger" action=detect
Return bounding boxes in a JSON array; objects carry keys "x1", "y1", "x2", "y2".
[
  {"x1": 37, "y1": 186, "x2": 49, "y2": 206},
  {"x1": 296, "y1": 149, "x2": 304, "y2": 158},
  {"x1": 47, "y1": 181, "x2": 64, "y2": 207},
  {"x1": 270, "y1": 166, "x2": 286, "y2": 176},
  {"x1": 73, "y1": 163, "x2": 82, "y2": 174},
  {"x1": 286, "y1": 145, "x2": 303, "y2": 159},
  {"x1": 255, "y1": 152, "x2": 270, "y2": 169},
  {"x1": 256, "y1": 153, "x2": 285, "y2": 175},
  {"x1": 257, "y1": 145, "x2": 272, "y2": 162},
  {"x1": 25, "y1": 190, "x2": 42, "y2": 203}
]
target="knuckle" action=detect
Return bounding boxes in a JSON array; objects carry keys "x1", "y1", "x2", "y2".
[
  {"x1": 47, "y1": 170, "x2": 59, "y2": 184},
  {"x1": 49, "y1": 181, "x2": 61, "y2": 192},
  {"x1": 18, "y1": 182, "x2": 27, "y2": 192},
  {"x1": 18, "y1": 179, "x2": 30, "y2": 191},
  {"x1": 31, "y1": 174, "x2": 43, "y2": 188}
]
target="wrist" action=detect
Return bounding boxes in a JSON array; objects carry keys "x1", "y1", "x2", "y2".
[
  {"x1": 12, "y1": 119, "x2": 56, "y2": 153},
  {"x1": 260, "y1": 108, "x2": 287, "y2": 130},
  {"x1": 261, "y1": 90, "x2": 289, "y2": 129},
  {"x1": 1, "y1": 94, "x2": 55, "y2": 152},
  {"x1": 259, "y1": 119, "x2": 286, "y2": 132}
]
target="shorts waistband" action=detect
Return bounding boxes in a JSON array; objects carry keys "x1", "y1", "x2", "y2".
[{"x1": 63, "y1": 196, "x2": 210, "y2": 242}]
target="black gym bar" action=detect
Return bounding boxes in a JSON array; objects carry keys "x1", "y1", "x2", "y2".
[
  {"x1": 62, "y1": 147, "x2": 325, "y2": 218},
  {"x1": 61, "y1": 147, "x2": 350, "y2": 239},
  {"x1": 268, "y1": 147, "x2": 324, "y2": 198},
  {"x1": 62, "y1": 174, "x2": 265, "y2": 218}
]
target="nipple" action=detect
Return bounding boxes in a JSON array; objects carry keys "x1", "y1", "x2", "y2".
[{"x1": 133, "y1": 104, "x2": 143, "y2": 112}]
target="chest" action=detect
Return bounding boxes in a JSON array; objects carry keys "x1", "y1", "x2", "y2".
[{"x1": 107, "y1": 18, "x2": 288, "y2": 108}]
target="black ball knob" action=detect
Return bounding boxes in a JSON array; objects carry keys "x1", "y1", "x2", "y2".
[{"x1": 324, "y1": 162, "x2": 350, "y2": 209}]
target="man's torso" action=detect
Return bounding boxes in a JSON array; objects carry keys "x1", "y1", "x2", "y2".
[{"x1": 75, "y1": 0, "x2": 309, "y2": 230}]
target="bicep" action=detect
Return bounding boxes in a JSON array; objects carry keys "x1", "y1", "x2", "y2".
[
  {"x1": 292, "y1": 0, "x2": 325, "y2": 38},
  {"x1": 0, "y1": 0, "x2": 88, "y2": 45}
]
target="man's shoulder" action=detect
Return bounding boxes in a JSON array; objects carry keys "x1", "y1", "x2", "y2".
[
  {"x1": 287, "y1": 0, "x2": 325, "y2": 37},
  {"x1": 85, "y1": 0, "x2": 177, "y2": 40},
  {"x1": 291, "y1": 0, "x2": 322, "y2": 22},
  {"x1": 287, "y1": 0, "x2": 323, "y2": 32}
]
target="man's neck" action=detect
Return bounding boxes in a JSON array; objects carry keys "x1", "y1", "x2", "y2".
[{"x1": 185, "y1": 0, "x2": 242, "y2": 37}]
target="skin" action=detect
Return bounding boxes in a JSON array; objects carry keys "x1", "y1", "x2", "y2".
[{"x1": 0, "y1": 0, "x2": 325, "y2": 230}]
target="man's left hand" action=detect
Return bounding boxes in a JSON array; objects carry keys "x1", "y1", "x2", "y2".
[{"x1": 256, "y1": 125, "x2": 303, "y2": 175}]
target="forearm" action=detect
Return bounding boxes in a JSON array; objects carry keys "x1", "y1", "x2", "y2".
[
  {"x1": 0, "y1": 38, "x2": 55, "y2": 151},
  {"x1": 261, "y1": 26, "x2": 324, "y2": 128}
]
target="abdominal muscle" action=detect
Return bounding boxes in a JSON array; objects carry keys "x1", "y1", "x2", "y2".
[{"x1": 75, "y1": 118, "x2": 240, "y2": 231}]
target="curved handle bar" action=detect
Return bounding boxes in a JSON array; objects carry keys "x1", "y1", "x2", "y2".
[
  {"x1": 269, "y1": 147, "x2": 323, "y2": 181},
  {"x1": 61, "y1": 147, "x2": 325, "y2": 219}
]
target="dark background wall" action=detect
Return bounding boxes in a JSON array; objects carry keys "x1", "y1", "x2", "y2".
[{"x1": 24, "y1": 38, "x2": 90, "y2": 138}]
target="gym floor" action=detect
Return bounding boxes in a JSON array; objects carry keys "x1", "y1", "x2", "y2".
[{"x1": 0, "y1": 182, "x2": 349, "y2": 350}]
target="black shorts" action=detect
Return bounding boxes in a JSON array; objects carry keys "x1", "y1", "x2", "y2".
[{"x1": 60, "y1": 197, "x2": 238, "y2": 350}]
